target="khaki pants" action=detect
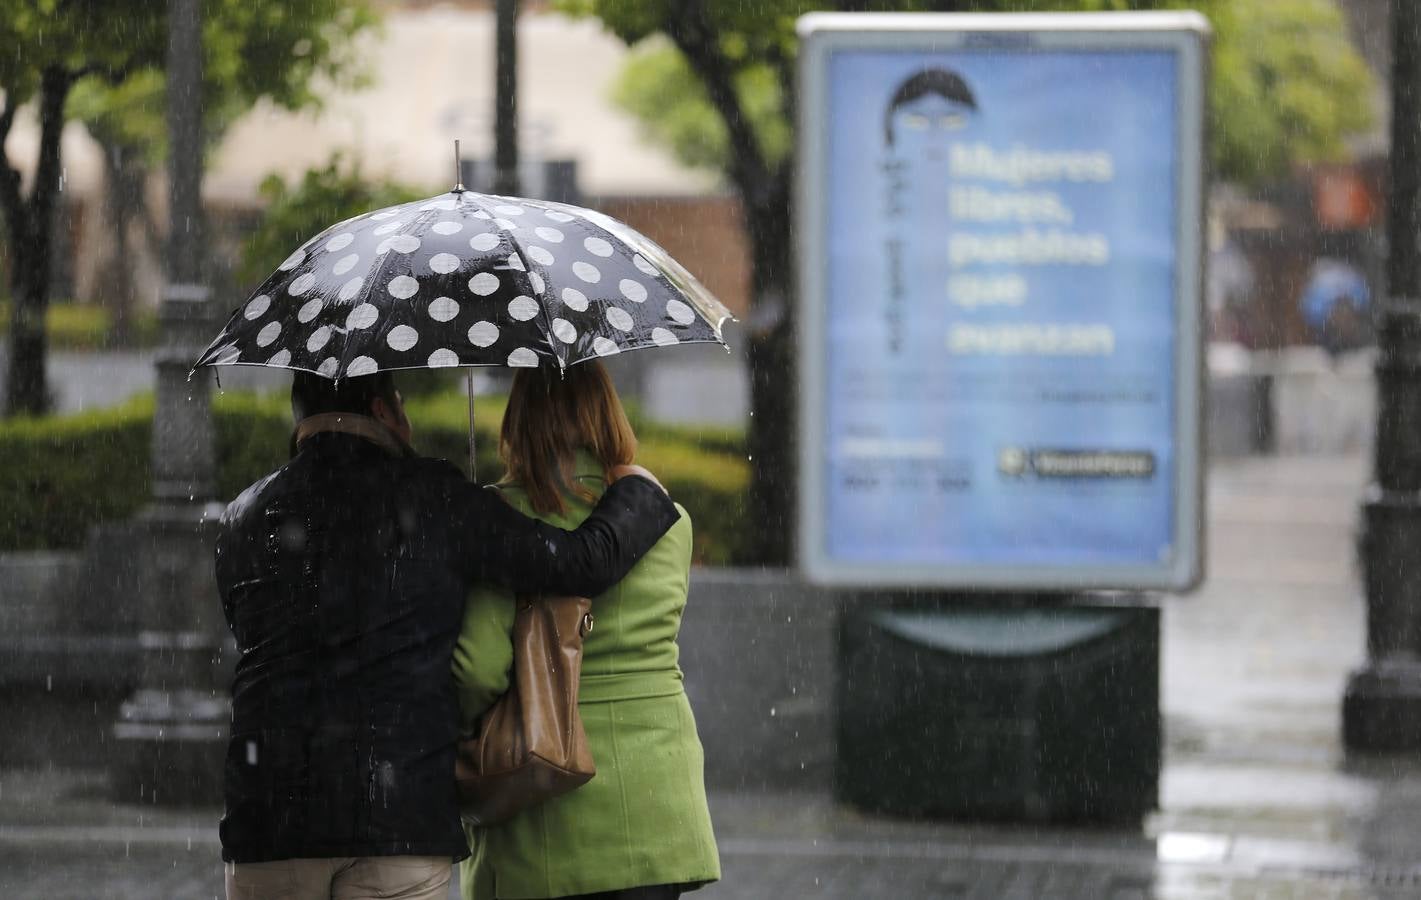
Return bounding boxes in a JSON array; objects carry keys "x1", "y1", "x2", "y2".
[{"x1": 225, "y1": 856, "x2": 450, "y2": 900}]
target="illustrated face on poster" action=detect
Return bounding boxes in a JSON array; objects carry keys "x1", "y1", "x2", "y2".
[
  {"x1": 886, "y1": 68, "x2": 979, "y2": 150},
  {"x1": 879, "y1": 69, "x2": 981, "y2": 356},
  {"x1": 820, "y1": 47, "x2": 1181, "y2": 572}
]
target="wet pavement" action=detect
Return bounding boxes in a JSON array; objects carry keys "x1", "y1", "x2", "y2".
[{"x1": 5, "y1": 454, "x2": 1421, "y2": 898}]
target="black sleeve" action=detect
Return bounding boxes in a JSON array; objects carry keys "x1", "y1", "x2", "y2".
[{"x1": 452, "y1": 475, "x2": 680, "y2": 596}]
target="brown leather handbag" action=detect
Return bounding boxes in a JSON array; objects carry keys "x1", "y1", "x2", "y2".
[{"x1": 455, "y1": 594, "x2": 596, "y2": 826}]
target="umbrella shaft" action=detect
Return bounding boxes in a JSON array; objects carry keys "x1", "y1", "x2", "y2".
[{"x1": 468, "y1": 369, "x2": 477, "y2": 483}]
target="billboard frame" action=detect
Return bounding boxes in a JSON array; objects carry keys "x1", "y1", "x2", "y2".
[{"x1": 795, "y1": 11, "x2": 1210, "y2": 591}]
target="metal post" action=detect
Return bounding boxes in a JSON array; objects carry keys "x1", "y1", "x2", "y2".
[
  {"x1": 494, "y1": 0, "x2": 520, "y2": 197},
  {"x1": 152, "y1": 0, "x2": 215, "y2": 508},
  {"x1": 468, "y1": 369, "x2": 478, "y2": 483},
  {"x1": 108, "y1": 0, "x2": 228, "y2": 803},
  {"x1": 1343, "y1": 0, "x2": 1421, "y2": 752}
]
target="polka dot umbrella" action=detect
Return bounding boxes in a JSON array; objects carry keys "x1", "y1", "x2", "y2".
[{"x1": 191, "y1": 186, "x2": 735, "y2": 476}]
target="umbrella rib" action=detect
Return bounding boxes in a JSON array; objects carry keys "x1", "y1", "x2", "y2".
[
  {"x1": 473, "y1": 192, "x2": 567, "y2": 372},
  {"x1": 339, "y1": 203, "x2": 429, "y2": 382}
]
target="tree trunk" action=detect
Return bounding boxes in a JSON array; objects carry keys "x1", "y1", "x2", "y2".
[
  {"x1": 93, "y1": 139, "x2": 148, "y2": 344},
  {"x1": 6, "y1": 225, "x2": 50, "y2": 416},
  {"x1": 93, "y1": 140, "x2": 148, "y2": 345},
  {"x1": 3, "y1": 68, "x2": 70, "y2": 416},
  {"x1": 740, "y1": 181, "x2": 796, "y2": 566}
]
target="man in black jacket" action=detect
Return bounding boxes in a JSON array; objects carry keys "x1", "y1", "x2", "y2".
[{"x1": 218, "y1": 372, "x2": 679, "y2": 899}]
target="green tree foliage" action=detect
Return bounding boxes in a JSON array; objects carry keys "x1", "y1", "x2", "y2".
[
  {"x1": 240, "y1": 156, "x2": 420, "y2": 291},
  {"x1": 613, "y1": 45, "x2": 793, "y2": 174},
  {"x1": 562, "y1": 0, "x2": 1375, "y2": 566},
  {"x1": 0, "y1": 0, "x2": 377, "y2": 415},
  {"x1": 65, "y1": 2, "x2": 378, "y2": 161},
  {"x1": 1204, "y1": 0, "x2": 1374, "y2": 182},
  {"x1": 606, "y1": 0, "x2": 1374, "y2": 186}
]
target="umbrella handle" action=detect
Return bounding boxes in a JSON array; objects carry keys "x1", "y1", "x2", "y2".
[{"x1": 467, "y1": 369, "x2": 477, "y2": 483}]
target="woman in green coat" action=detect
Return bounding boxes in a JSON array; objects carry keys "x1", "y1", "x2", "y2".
[{"x1": 453, "y1": 361, "x2": 720, "y2": 900}]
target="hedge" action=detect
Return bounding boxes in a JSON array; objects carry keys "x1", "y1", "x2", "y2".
[
  {"x1": 0, "y1": 396, "x2": 154, "y2": 551},
  {"x1": 2, "y1": 391, "x2": 749, "y2": 564}
]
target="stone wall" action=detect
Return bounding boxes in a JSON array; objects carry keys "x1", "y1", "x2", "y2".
[
  {"x1": 2, "y1": 558, "x2": 1159, "y2": 800},
  {"x1": 0, "y1": 556, "x2": 838, "y2": 783}
]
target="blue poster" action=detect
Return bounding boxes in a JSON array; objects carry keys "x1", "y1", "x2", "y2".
[{"x1": 819, "y1": 47, "x2": 1184, "y2": 572}]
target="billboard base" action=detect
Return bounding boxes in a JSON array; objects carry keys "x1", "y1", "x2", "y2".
[{"x1": 835, "y1": 592, "x2": 1160, "y2": 824}]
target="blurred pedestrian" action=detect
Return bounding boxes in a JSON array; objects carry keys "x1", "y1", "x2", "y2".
[
  {"x1": 454, "y1": 361, "x2": 720, "y2": 900},
  {"x1": 1301, "y1": 257, "x2": 1372, "y2": 358},
  {"x1": 217, "y1": 371, "x2": 679, "y2": 900}
]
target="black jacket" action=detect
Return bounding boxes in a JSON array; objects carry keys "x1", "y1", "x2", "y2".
[{"x1": 215, "y1": 431, "x2": 679, "y2": 863}]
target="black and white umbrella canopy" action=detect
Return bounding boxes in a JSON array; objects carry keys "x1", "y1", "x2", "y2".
[{"x1": 193, "y1": 190, "x2": 734, "y2": 379}]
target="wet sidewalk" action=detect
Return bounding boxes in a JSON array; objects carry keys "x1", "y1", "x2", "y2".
[{"x1": 6, "y1": 455, "x2": 1421, "y2": 899}]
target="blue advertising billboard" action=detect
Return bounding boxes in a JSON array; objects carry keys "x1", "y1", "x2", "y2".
[{"x1": 797, "y1": 13, "x2": 1207, "y2": 590}]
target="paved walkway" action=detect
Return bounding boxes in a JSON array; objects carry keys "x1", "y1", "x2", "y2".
[{"x1": 6, "y1": 454, "x2": 1421, "y2": 898}]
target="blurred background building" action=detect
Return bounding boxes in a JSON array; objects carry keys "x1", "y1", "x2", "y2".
[
  {"x1": 0, "y1": 0, "x2": 750, "y2": 422},
  {"x1": 0, "y1": 0, "x2": 1398, "y2": 433}
]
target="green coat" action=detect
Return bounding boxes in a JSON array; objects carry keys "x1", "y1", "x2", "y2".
[{"x1": 453, "y1": 452, "x2": 721, "y2": 900}]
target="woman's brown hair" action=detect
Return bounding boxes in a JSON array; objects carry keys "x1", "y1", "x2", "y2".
[{"x1": 500, "y1": 361, "x2": 638, "y2": 516}]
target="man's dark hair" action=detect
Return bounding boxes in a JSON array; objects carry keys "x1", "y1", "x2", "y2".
[
  {"x1": 291, "y1": 371, "x2": 398, "y2": 422},
  {"x1": 884, "y1": 67, "x2": 977, "y2": 147}
]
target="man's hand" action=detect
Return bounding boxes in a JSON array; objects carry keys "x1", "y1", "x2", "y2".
[{"x1": 609, "y1": 463, "x2": 667, "y2": 495}]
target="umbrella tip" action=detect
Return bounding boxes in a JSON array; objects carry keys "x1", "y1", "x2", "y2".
[{"x1": 453, "y1": 139, "x2": 465, "y2": 193}]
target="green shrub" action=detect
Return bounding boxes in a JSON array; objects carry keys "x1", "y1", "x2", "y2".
[
  {"x1": 212, "y1": 391, "x2": 293, "y2": 502},
  {"x1": 242, "y1": 157, "x2": 423, "y2": 287},
  {"x1": 1, "y1": 391, "x2": 749, "y2": 564},
  {"x1": 633, "y1": 438, "x2": 749, "y2": 565},
  {"x1": 400, "y1": 390, "x2": 750, "y2": 563},
  {"x1": 0, "y1": 397, "x2": 154, "y2": 551}
]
